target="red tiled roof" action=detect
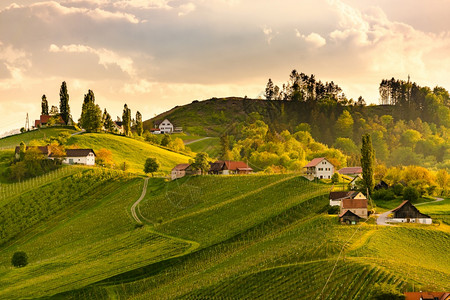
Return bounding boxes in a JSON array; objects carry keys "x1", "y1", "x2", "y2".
[
  {"x1": 404, "y1": 292, "x2": 450, "y2": 300},
  {"x1": 304, "y1": 157, "x2": 325, "y2": 167},
  {"x1": 172, "y1": 164, "x2": 190, "y2": 171},
  {"x1": 224, "y1": 161, "x2": 252, "y2": 171},
  {"x1": 342, "y1": 198, "x2": 368, "y2": 209},
  {"x1": 338, "y1": 167, "x2": 362, "y2": 175}
]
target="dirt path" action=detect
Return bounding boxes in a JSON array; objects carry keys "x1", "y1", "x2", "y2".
[
  {"x1": 376, "y1": 210, "x2": 393, "y2": 226},
  {"x1": 415, "y1": 197, "x2": 444, "y2": 206},
  {"x1": 184, "y1": 137, "x2": 212, "y2": 145},
  {"x1": 131, "y1": 178, "x2": 149, "y2": 224}
]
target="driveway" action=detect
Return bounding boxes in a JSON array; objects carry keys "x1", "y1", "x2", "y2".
[{"x1": 376, "y1": 210, "x2": 393, "y2": 226}]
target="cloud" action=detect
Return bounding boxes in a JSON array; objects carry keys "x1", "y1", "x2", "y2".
[
  {"x1": 113, "y1": 0, "x2": 171, "y2": 10},
  {"x1": 49, "y1": 44, "x2": 136, "y2": 76},
  {"x1": 295, "y1": 30, "x2": 326, "y2": 48},
  {"x1": 178, "y1": 3, "x2": 196, "y2": 16},
  {"x1": 262, "y1": 26, "x2": 276, "y2": 45}
]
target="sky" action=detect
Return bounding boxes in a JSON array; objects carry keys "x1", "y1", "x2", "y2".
[{"x1": 1, "y1": 0, "x2": 450, "y2": 135}]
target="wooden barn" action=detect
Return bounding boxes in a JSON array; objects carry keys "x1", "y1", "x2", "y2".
[
  {"x1": 390, "y1": 200, "x2": 432, "y2": 224},
  {"x1": 339, "y1": 210, "x2": 362, "y2": 225}
]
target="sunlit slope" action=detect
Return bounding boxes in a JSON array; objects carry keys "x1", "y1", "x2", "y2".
[
  {"x1": 67, "y1": 133, "x2": 191, "y2": 174},
  {"x1": 0, "y1": 127, "x2": 78, "y2": 149},
  {"x1": 0, "y1": 171, "x2": 192, "y2": 299}
]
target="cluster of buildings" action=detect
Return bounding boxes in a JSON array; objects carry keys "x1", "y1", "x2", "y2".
[
  {"x1": 171, "y1": 160, "x2": 253, "y2": 180},
  {"x1": 15, "y1": 145, "x2": 96, "y2": 166}
]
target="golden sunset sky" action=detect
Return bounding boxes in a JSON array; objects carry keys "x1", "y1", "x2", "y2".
[{"x1": 1, "y1": 0, "x2": 450, "y2": 134}]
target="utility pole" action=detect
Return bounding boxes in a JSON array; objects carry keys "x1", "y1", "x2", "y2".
[{"x1": 25, "y1": 113, "x2": 30, "y2": 131}]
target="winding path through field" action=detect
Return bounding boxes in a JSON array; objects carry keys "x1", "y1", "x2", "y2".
[
  {"x1": 415, "y1": 197, "x2": 444, "y2": 206},
  {"x1": 184, "y1": 137, "x2": 212, "y2": 145},
  {"x1": 131, "y1": 178, "x2": 149, "y2": 224}
]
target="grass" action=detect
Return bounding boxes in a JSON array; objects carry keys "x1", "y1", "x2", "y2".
[
  {"x1": 0, "y1": 126, "x2": 78, "y2": 150},
  {"x1": 187, "y1": 137, "x2": 220, "y2": 157},
  {"x1": 67, "y1": 133, "x2": 192, "y2": 174},
  {"x1": 418, "y1": 198, "x2": 450, "y2": 225}
]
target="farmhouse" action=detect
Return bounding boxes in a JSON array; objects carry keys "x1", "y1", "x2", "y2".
[
  {"x1": 304, "y1": 157, "x2": 334, "y2": 180},
  {"x1": 329, "y1": 191, "x2": 366, "y2": 206},
  {"x1": 209, "y1": 160, "x2": 253, "y2": 175},
  {"x1": 340, "y1": 198, "x2": 368, "y2": 219},
  {"x1": 171, "y1": 164, "x2": 201, "y2": 180},
  {"x1": 339, "y1": 210, "x2": 361, "y2": 225},
  {"x1": 158, "y1": 119, "x2": 174, "y2": 134},
  {"x1": 390, "y1": 200, "x2": 432, "y2": 224},
  {"x1": 34, "y1": 114, "x2": 66, "y2": 128},
  {"x1": 49, "y1": 149, "x2": 96, "y2": 166},
  {"x1": 338, "y1": 166, "x2": 362, "y2": 176},
  {"x1": 113, "y1": 121, "x2": 124, "y2": 134}
]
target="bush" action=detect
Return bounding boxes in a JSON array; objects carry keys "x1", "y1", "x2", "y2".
[
  {"x1": 403, "y1": 186, "x2": 419, "y2": 202},
  {"x1": 327, "y1": 205, "x2": 340, "y2": 215},
  {"x1": 372, "y1": 189, "x2": 395, "y2": 201},
  {"x1": 11, "y1": 251, "x2": 28, "y2": 267},
  {"x1": 392, "y1": 183, "x2": 404, "y2": 196}
]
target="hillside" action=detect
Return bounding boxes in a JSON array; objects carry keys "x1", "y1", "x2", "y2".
[
  {"x1": 66, "y1": 133, "x2": 192, "y2": 174},
  {"x1": 42, "y1": 175, "x2": 449, "y2": 299}
]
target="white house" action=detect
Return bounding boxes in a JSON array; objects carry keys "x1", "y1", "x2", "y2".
[
  {"x1": 158, "y1": 119, "x2": 174, "y2": 134},
  {"x1": 304, "y1": 157, "x2": 334, "y2": 180},
  {"x1": 50, "y1": 149, "x2": 96, "y2": 166}
]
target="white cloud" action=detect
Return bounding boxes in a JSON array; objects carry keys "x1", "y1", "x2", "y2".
[
  {"x1": 113, "y1": 0, "x2": 171, "y2": 10},
  {"x1": 262, "y1": 26, "x2": 276, "y2": 45},
  {"x1": 295, "y1": 30, "x2": 326, "y2": 48},
  {"x1": 178, "y1": 3, "x2": 196, "y2": 16},
  {"x1": 49, "y1": 44, "x2": 136, "y2": 76}
]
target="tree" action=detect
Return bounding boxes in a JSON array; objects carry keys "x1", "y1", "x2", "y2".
[
  {"x1": 191, "y1": 152, "x2": 210, "y2": 175},
  {"x1": 11, "y1": 251, "x2": 28, "y2": 268},
  {"x1": 59, "y1": 81, "x2": 70, "y2": 124},
  {"x1": 436, "y1": 169, "x2": 449, "y2": 196},
  {"x1": 331, "y1": 172, "x2": 341, "y2": 183},
  {"x1": 79, "y1": 90, "x2": 102, "y2": 132},
  {"x1": 102, "y1": 109, "x2": 115, "y2": 132},
  {"x1": 41, "y1": 95, "x2": 49, "y2": 115},
  {"x1": 144, "y1": 158, "x2": 159, "y2": 176},
  {"x1": 122, "y1": 104, "x2": 131, "y2": 136},
  {"x1": 49, "y1": 105, "x2": 59, "y2": 116},
  {"x1": 136, "y1": 111, "x2": 143, "y2": 136},
  {"x1": 219, "y1": 134, "x2": 232, "y2": 160},
  {"x1": 403, "y1": 186, "x2": 419, "y2": 202},
  {"x1": 96, "y1": 148, "x2": 114, "y2": 167},
  {"x1": 161, "y1": 134, "x2": 171, "y2": 147},
  {"x1": 361, "y1": 134, "x2": 375, "y2": 194},
  {"x1": 265, "y1": 78, "x2": 275, "y2": 100},
  {"x1": 19, "y1": 141, "x2": 26, "y2": 161},
  {"x1": 335, "y1": 110, "x2": 354, "y2": 138}
]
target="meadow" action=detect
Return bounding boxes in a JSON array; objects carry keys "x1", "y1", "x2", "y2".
[
  {"x1": 186, "y1": 137, "x2": 220, "y2": 158},
  {"x1": 0, "y1": 127, "x2": 78, "y2": 149}
]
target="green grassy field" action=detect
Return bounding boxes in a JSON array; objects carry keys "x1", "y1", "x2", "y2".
[
  {"x1": 1, "y1": 172, "x2": 448, "y2": 299},
  {"x1": 0, "y1": 127, "x2": 78, "y2": 149},
  {"x1": 67, "y1": 133, "x2": 192, "y2": 174},
  {"x1": 186, "y1": 137, "x2": 220, "y2": 158}
]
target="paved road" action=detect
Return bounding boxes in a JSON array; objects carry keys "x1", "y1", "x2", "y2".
[
  {"x1": 376, "y1": 210, "x2": 393, "y2": 226},
  {"x1": 415, "y1": 197, "x2": 444, "y2": 206},
  {"x1": 184, "y1": 137, "x2": 212, "y2": 145},
  {"x1": 131, "y1": 178, "x2": 149, "y2": 224},
  {"x1": 70, "y1": 129, "x2": 86, "y2": 136}
]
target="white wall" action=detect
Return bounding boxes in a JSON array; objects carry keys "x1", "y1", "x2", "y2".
[
  {"x1": 63, "y1": 153, "x2": 95, "y2": 166},
  {"x1": 391, "y1": 218, "x2": 432, "y2": 224},
  {"x1": 315, "y1": 160, "x2": 334, "y2": 179}
]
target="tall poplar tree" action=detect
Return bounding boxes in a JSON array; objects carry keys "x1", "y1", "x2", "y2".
[
  {"x1": 361, "y1": 134, "x2": 375, "y2": 194},
  {"x1": 59, "y1": 81, "x2": 70, "y2": 124},
  {"x1": 265, "y1": 78, "x2": 275, "y2": 100},
  {"x1": 122, "y1": 104, "x2": 131, "y2": 136},
  {"x1": 135, "y1": 111, "x2": 143, "y2": 136},
  {"x1": 41, "y1": 95, "x2": 49, "y2": 115},
  {"x1": 79, "y1": 90, "x2": 102, "y2": 132}
]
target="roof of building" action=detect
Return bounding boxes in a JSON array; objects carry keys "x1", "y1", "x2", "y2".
[
  {"x1": 339, "y1": 209, "x2": 361, "y2": 218},
  {"x1": 304, "y1": 157, "x2": 326, "y2": 167},
  {"x1": 329, "y1": 191, "x2": 357, "y2": 200},
  {"x1": 15, "y1": 145, "x2": 49, "y2": 155},
  {"x1": 64, "y1": 149, "x2": 95, "y2": 157},
  {"x1": 341, "y1": 198, "x2": 368, "y2": 209},
  {"x1": 338, "y1": 167, "x2": 363, "y2": 175},
  {"x1": 36, "y1": 114, "x2": 65, "y2": 126},
  {"x1": 404, "y1": 292, "x2": 450, "y2": 300},
  {"x1": 172, "y1": 164, "x2": 190, "y2": 171},
  {"x1": 209, "y1": 161, "x2": 253, "y2": 172},
  {"x1": 391, "y1": 200, "x2": 431, "y2": 218}
]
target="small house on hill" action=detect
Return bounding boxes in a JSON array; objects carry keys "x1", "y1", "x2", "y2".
[
  {"x1": 34, "y1": 114, "x2": 66, "y2": 128},
  {"x1": 340, "y1": 198, "x2": 368, "y2": 219},
  {"x1": 158, "y1": 119, "x2": 174, "y2": 134},
  {"x1": 338, "y1": 167, "x2": 362, "y2": 176},
  {"x1": 404, "y1": 292, "x2": 450, "y2": 300},
  {"x1": 329, "y1": 191, "x2": 366, "y2": 206},
  {"x1": 49, "y1": 149, "x2": 96, "y2": 166},
  {"x1": 171, "y1": 164, "x2": 201, "y2": 180},
  {"x1": 390, "y1": 200, "x2": 432, "y2": 224},
  {"x1": 375, "y1": 180, "x2": 389, "y2": 190},
  {"x1": 304, "y1": 157, "x2": 334, "y2": 180},
  {"x1": 339, "y1": 210, "x2": 362, "y2": 225},
  {"x1": 209, "y1": 161, "x2": 253, "y2": 175}
]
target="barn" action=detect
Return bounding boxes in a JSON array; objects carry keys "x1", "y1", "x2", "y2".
[{"x1": 390, "y1": 200, "x2": 432, "y2": 224}]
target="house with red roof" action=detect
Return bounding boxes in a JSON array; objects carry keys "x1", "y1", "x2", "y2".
[
  {"x1": 338, "y1": 166, "x2": 362, "y2": 176},
  {"x1": 34, "y1": 114, "x2": 66, "y2": 128},
  {"x1": 209, "y1": 160, "x2": 253, "y2": 175},
  {"x1": 340, "y1": 198, "x2": 368, "y2": 219},
  {"x1": 404, "y1": 292, "x2": 450, "y2": 300},
  {"x1": 304, "y1": 157, "x2": 334, "y2": 180},
  {"x1": 171, "y1": 164, "x2": 201, "y2": 180}
]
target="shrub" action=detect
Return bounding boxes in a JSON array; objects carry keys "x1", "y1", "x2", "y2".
[
  {"x1": 372, "y1": 189, "x2": 395, "y2": 201},
  {"x1": 392, "y1": 183, "x2": 404, "y2": 196},
  {"x1": 11, "y1": 251, "x2": 28, "y2": 267},
  {"x1": 403, "y1": 186, "x2": 419, "y2": 202},
  {"x1": 327, "y1": 205, "x2": 340, "y2": 215}
]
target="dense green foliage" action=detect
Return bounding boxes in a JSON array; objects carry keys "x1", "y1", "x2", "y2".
[
  {"x1": 79, "y1": 90, "x2": 102, "y2": 132},
  {"x1": 144, "y1": 157, "x2": 159, "y2": 175},
  {"x1": 122, "y1": 104, "x2": 131, "y2": 136},
  {"x1": 41, "y1": 94, "x2": 48, "y2": 115},
  {"x1": 361, "y1": 134, "x2": 375, "y2": 193},
  {"x1": 11, "y1": 251, "x2": 28, "y2": 268},
  {"x1": 59, "y1": 81, "x2": 70, "y2": 125}
]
